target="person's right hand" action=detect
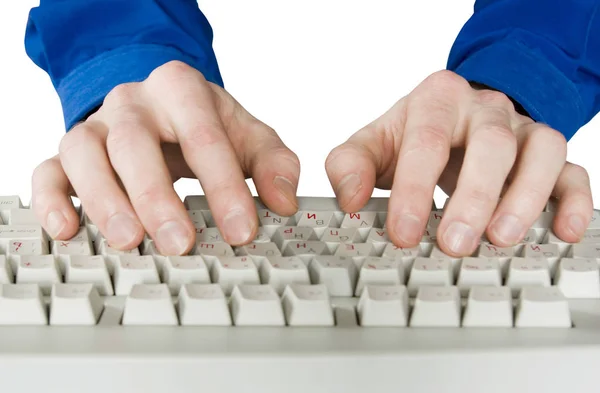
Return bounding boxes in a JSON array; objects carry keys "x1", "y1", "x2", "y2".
[{"x1": 31, "y1": 61, "x2": 301, "y2": 255}]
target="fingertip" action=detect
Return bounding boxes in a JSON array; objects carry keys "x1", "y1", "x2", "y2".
[
  {"x1": 220, "y1": 206, "x2": 258, "y2": 246},
  {"x1": 44, "y1": 208, "x2": 80, "y2": 240},
  {"x1": 104, "y1": 212, "x2": 145, "y2": 250},
  {"x1": 387, "y1": 213, "x2": 424, "y2": 249}
]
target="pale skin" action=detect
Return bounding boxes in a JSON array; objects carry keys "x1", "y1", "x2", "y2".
[{"x1": 31, "y1": 61, "x2": 593, "y2": 257}]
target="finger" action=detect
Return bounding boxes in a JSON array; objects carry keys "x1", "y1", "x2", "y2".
[
  {"x1": 437, "y1": 104, "x2": 517, "y2": 256},
  {"x1": 208, "y1": 86, "x2": 301, "y2": 216},
  {"x1": 486, "y1": 123, "x2": 567, "y2": 246},
  {"x1": 550, "y1": 162, "x2": 593, "y2": 242},
  {"x1": 58, "y1": 120, "x2": 145, "y2": 249},
  {"x1": 387, "y1": 74, "x2": 467, "y2": 248},
  {"x1": 104, "y1": 110, "x2": 196, "y2": 255},
  {"x1": 149, "y1": 62, "x2": 257, "y2": 245},
  {"x1": 31, "y1": 156, "x2": 80, "y2": 239}
]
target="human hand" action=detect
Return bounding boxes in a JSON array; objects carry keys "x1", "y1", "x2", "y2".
[
  {"x1": 326, "y1": 70, "x2": 593, "y2": 256},
  {"x1": 32, "y1": 61, "x2": 300, "y2": 254}
]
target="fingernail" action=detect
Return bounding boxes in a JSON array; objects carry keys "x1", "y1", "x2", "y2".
[
  {"x1": 273, "y1": 176, "x2": 298, "y2": 207},
  {"x1": 393, "y1": 214, "x2": 422, "y2": 244},
  {"x1": 336, "y1": 173, "x2": 362, "y2": 207},
  {"x1": 156, "y1": 220, "x2": 191, "y2": 255},
  {"x1": 490, "y1": 214, "x2": 524, "y2": 244},
  {"x1": 223, "y1": 208, "x2": 253, "y2": 244},
  {"x1": 568, "y1": 215, "x2": 585, "y2": 236},
  {"x1": 46, "y1": 210, "x2": 66, "y2": 238},
  {"x1": 443, "y1": 221, "x2": 476, "y2": 255},
  {"x1": 106, "y1": 213, "x2": 139, "y2": 248}
]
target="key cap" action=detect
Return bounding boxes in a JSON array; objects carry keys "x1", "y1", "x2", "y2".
[
  {"x1": 16, "y1": 255, "x2": 61, "y2": 295},
  {"x1": 192, "y1": 242, "x2": 235, "y2": 262},
  {"x1": 211, "y1": 256, "x2": 260, "y2": 295},
  {"x1": 65, "y1": 255, "x2": 113, "y2": 296},
  {"x1": 543, "y1": 230, "x2": 573, "y2": 256},
  {"x1": 283, "y1": 241, "x2": 331, "y2": 264},
  {"x1": 235, "y1": 242, "x2": 281, "y2": 267},
  {"x1": 50, "y1": 283, "x2": 104, "y2": 325},
  {"x1": 520, "y1": 228, "x2": 539, "y2": 244},
  {"x1": 477, "y1": 244, "x2": 517, "y2": 276},
  {"x1": 257, "y1": 209, "x2": 295, "y2": 238},
  {"x1": 162, "y1": 256, "x2": 210, "y2": 295},
  {"x1": 340, "y1": 212, "x2": 380, "y2": 238},
  {"x1": 296, "y1": 211, "x2": 339, "y2": 236},
  {"x1": 7, "y1": 208, "x2": 39, "y2": 225},
  {"x1": 259, "y1": 256, "x2": 310, "y2": 295},
  {"x1": 0, "y1": 283, "x2": 47, "y2": 325},
  {"x1": 426, "y1": 211, "x2": 444, "y2": 230},
  {"x1": 113, "y1": 255, "x2": 160, "y2": 295},
  {"x1": 407, "y1": 257, "x2": 453, "y2": 296},
  {"x1": 7, "y1": 238, "x2": 49, "y2": 272},
  {"x1": 0, "y1": 196, "x2": 23, "y2": 223},
  {"x1": 515, "y1": 286, "x2": 571, "y2": 328},
  {"x1": 505, "y1": 257, "x2": 551, "y2": 297},
  {"x1": 231, "y1": 284, "x2": 285, "y2": 326},
  {"x1": 588, "y1": 210, "x2": 600, "y2": 229},
  {"x1": 410, "y1": 286, "x2": 461, "y2": 327},
  {"x1": 140, "y1": 240, "x2": 167, "y2": 274},
  {"x1": 530, "y1": 212, "x2": 554, "y2": 241},
  {"x1": 462, "y1": 286, "x2": 513, "y2": 327},
  {"x1": 251, "y1": 227, "x2": 272, "y2": 243},
  {"x1": 195, "y1": 227, "x2": 224, "y2": 243},
  {"x1": 51, "y1": 227, "x2": 94, "y2": 274},
  {"x1": 522, "y1": 243, "x2": 561, "y2": 275},
  {"x1": 187, "y1": 210, "x2": 207, "y2": 230},
  {"x1": 365, "y1": 228, "x2": 390, "y2": 254},
  {"x1": 382, "y1": 243, "x2": 422, "y2": 275},
  {"x1": 569, "y1": 243, "x2": 600, "y2": 260},
  {"x1": 282, "y1": 283, "x2": 334, "y2": 326},
  {"x1": 456, "y1": 257, "x2": 502, "y2": 296},
  {"x1": 0, "y1": 255, "x2": 13, "y2": 283},
  {"x1": 334, "y1": 243, "x2": 377, "y2": 259},
  {"x1": 357, "y1": 285, "x2": 409, "y2": 327},
  {"x1": 429, "y1": 245, "x2": 462, "y2": 278},
  {"x1": 355, "y1": 257, "x2": 405, "y2": 296},
  {"x1": 554, "y1": 258, "x2": 600, "y2": 298},
  {"x1": 321, "y1": 228, "x2": 362, "y2": 251},
  {"x1": 272, "y1": 227, "x2": 318, "y2": 250},
  {"x1": 177, "y1": 283, "x2": 232, "y2": 326},
  {"x1": 309, "y1": 256, "x2": 357, "y2": 297},
  {"x1": 79, "y1": 211, "x2": 99, "y2": 239},
  {"x1": 96, "y1": 238, "x2": 140, "y2": 274},
  {"x1": 419, "y1": 229, "x2": 438, "y2": 255},
  {"x1": 122, "y1": 284, "x2": 178, "y2": 326}
]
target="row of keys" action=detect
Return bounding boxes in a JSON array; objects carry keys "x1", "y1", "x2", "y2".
[
  {"x1": 0, "y1": 282, "x2": 571, "y2": 328},
  {"x1": 2, "y1": 252, "x2": 597, "y2": 300}
]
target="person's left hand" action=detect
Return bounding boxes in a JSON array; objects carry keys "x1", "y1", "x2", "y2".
[{"x1": 325, "y1": 70, "x2": 593, "y2": 257}]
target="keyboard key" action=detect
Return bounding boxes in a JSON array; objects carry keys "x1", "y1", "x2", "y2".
[
  {"x1": 334, "y1": 243, "x2": 377, "y2": 259},
  {"x1": 569, "y1": 243, "x2": 600, "y2": 260},
  {"x1": 505, "y1": 257, "x2": 551, "y2": 297},
  {"x1": 187, "y1": 210, "x2": 207, "y2": 230},
  {"x1": 309, "y1": 256, "x2": 357, "y2": 297},
  {"x1": 462, "y1": 286, "x2": 513, "y2": 327},
  {"x1": 554, "y1": 258, "x2": 600, "y2": 298},
  {"x1": 51, "y1": 227, "x2": 94, "y2": 274},
  {"x1": 407, "y1": 257, "x2": 453, "y2": 296},
  {"x1": 194, "y1": 227, "x2": 224, "y2": 243},
  {"x1": 0, "y1": 255, "x2": 13, "y2": 284},
  {"x1": 231, "y1": 284, "x2": 285, "y2": 326},
  {"x1": 0, "y1": 196, "x2": 23, "y2": 223},
  {"x1": 521, "y1": 243, "x2": 561, "y2": 275},
  {"x1": 259, "y1": 256, "x2": 310, "y2": 295},
  {"x1": 365, "y1": 228, "x2": 390, "y2": 254},
  {"x1": 65, "y1": 255, "x2": 113, "y2": 296},
  {"x1": 113, "y1": 256, "x2": 160, "y2": 295},
  {"x1": 456, "y1": 257, "x2": 502, "y2": 296},
  {"x1": 515, "y1": 286, "x2": 571, "y2": 328},
  {"x1": 16, "y1": 255, "x2": 61, "y2": 295},
  {"x1": 283, "y1": 241, "x2": 331, "y2": 263},
  {"x1": 355, "y1": 257, "x2": 405, "y2": 296},
  {"x1": 177, "y1": 284, "x2": 231, "y2": 326},
  {"x1": 211, "y1": 256, "x2": 260, "y2": 295},
  {"x1": 7, "y1": 238, "x2": 49, "y2": 272},
  {"x1": 296, "y1": 211, "x2": 339, "y2": 235},
  {"x1": 192, "y1": 242, "x2": 235, "y2": 262},
  {"x1": 122, "y1": 284, "x2": 178, "y2": 326},
  {"x1": 426, "y1": 211, "x2": 444, "y2": 230},
  {"x1": 257, "y1": 209, "x2": 295, "y2": 237},
  {"x1": 357, "y1": 285, "x2": 409, "y2": 327},
  {"x1": 272, "y1": 227, "x2": 318, "y2": 250},
  {"x1": 50, "y1": 283, "x2": 104, "y2": 325},
  {"x1": 96, "y1": 238, "x2": 140, "y2": 274},
  {"x1": 382, "y1": 243, "x2": 422, "y2": 275},
  {"x1": 477, "y1": 244, "x2": 517, "y2": 275},
  {"x1": 0, "y1": 284, "x2": 47, "y2": 325},
  {"x1": 7, "y1": 208, "x2": 39, "y2": 225},
  {"x1": 429, "y1": 245, "x2": 462, "y2": 278},
  {"x1": 410, "y1": 286, "x2": 461, "y2": 327},
  {"x1": 282, "y1": 283, "x2": 334, "y2": 326},
  {"x1": 235, "y1": 242, "x2": 281, "y2": 267},
  {"x1": 162, "y1": 256, "x2": 210, "y2": 295},
  {"x1": 320, "y1": 227, "x2": 362, "y2": 249}
]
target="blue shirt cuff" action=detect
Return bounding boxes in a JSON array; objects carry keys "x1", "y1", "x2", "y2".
[
  {"x1": 449, "y1": 40, "x2": 586, "y2": 141},
  {"x1": 57, "y1": 44, "x2": 224, "y2": 131}
]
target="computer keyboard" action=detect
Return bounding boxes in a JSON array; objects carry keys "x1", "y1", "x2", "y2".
[{"x1": 1, "y1": 194, "x2": 599, "y2": 393}]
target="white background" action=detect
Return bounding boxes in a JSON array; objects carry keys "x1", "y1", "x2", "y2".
[{"x1": 0, "y1": 0, "x2": 598, "y2": 209}]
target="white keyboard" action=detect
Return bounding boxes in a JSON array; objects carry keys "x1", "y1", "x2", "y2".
[{"x1": 1, "y1": 195, "x2": 600, "y2": 393}]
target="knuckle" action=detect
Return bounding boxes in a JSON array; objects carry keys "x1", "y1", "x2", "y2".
[
  {"x1": 149, "y1": 60, "x2": 204, "y2": 85},
  {"x1": 425, "y1": 70, "x2": 469, "y2": 91},
  {"x1": 412, "y1": 125, "x2": 450, "y2": 155},
  {"x1": 105, "y1": 83, "x2": 138, "y2": 106},
  {"x1": 130, "y1": 183, "x2": 168, "y2": 209},
  {"x1": 59, "y1": 124, "x2": 96, "y2": 157},
  {"x1": 531, "y1": 126, "x2": 567, "y2": 158},
  {"x1": 567, "y1": 163, "x2": 590, "y2": 183},
  {"x1": 464, "y1": 188, "x2": 497, "y2": 212},
  {"x1": 477, "y1": 124, "x2": 517, "y2": 152},
  {"x1": 476, "y1": 89, "x2": 513, "y2": 108},
  {"x1": 105, "y1": 120, "x2": 147, "y2": 157},
  {"x1": 182, "y1": 122, "x2": 227, "y2": 150}
]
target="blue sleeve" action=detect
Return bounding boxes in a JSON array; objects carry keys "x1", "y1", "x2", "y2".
[
  {"x1": 25, "y1": 0, "x2": 223, "y2": 131},
  {"x1": 447, "y1": 0, "x2": 600, "y2": 141}
]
